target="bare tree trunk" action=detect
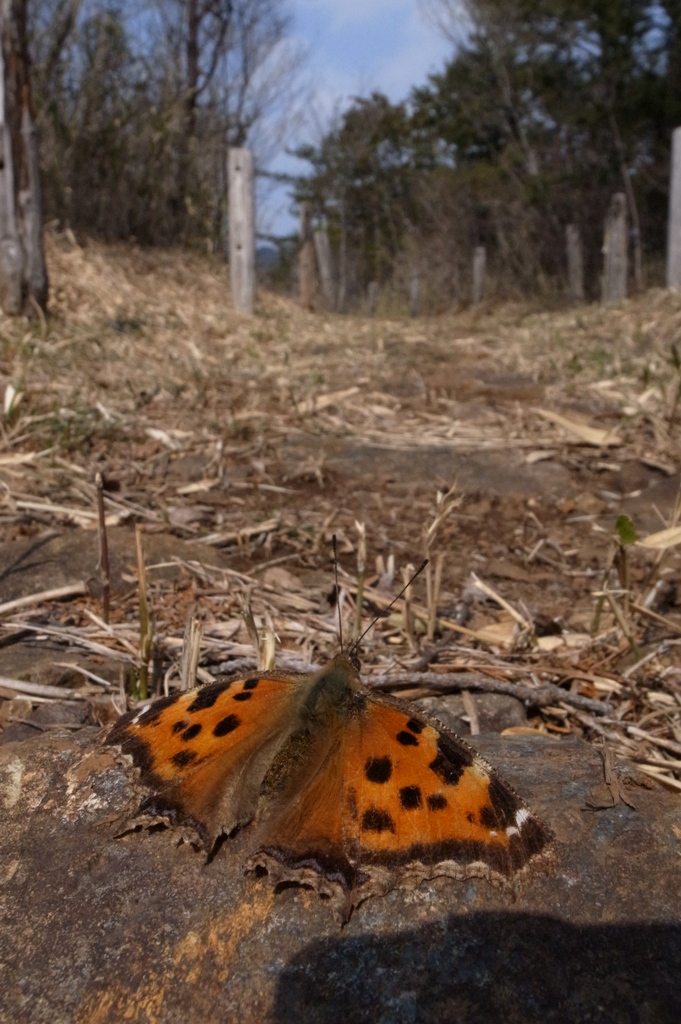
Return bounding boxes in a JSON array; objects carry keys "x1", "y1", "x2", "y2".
[
  {"x1": 668, "y1": 126, "x2": 681, "y2": 289},
  {"x1": 299, "y1": 201, "x2": 315, "y2": 310},
  {"x1": 313, "y1": 227, "x2": 335, "y2": 309},
  {"x1": 472, "y1": 245, "x2": 486, "y2": 304},
  {"x1": 602, "y1": 193, "x2": 628, "y2": 304},
  {"x1": 227, "y1": 147, "x2": 255, "y2": 315},
  {"x1": 566, "y1": 224, "x2": 584, "y2": 303},
  {"x1": 0, "y1": 38, "x2": 21, "y2": 314},
  {"x1": 0, "y1": 0, "x2": 48, "y2": 316}
]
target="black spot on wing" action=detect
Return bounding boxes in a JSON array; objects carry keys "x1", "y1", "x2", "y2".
[
  {"x1": 171, "y1": 750, "x2": 197, "y2": 768},
  {"x1": 213, "y1": 714, "x2": 240, "y2": 737},
  {"x1": 243, "y1": 678, "x2": 260, "y2": 690},
  {"x1": 406, "y1": 717, "x2": 424, "y2": 734},
  {"x1": 365, "y1": 756, "x2": 393, "y2": 784},
  {"x1": 513, "y1": 815, "x2": 551, "y2": 859},
  {"x1": 483, "y1": 775, "x2": 520, "y2": 829},
  {"x1": 396, "y1": 730, "x2": 418, "y2": 747},
  {"x1": 172, "y1": 719, "x2": 189, "y2": 734},
  {"x1": 109, "y1": 732, "x2": 155, "y2": 781},
  {"x1": 427, "y1": 793, "x2": 448, "y2": 811},
  {"x1": 479, "y1": 805, "x2": 497, "y2": 829},
  {"x1": 361, "y1": 808, "x2": 395, "y2": 833},
  {"x1": 399, "y1": 785, "x2": 422, "y2": 810},
  {"x1": 233, "y1": 691, "x2": 252, "y2": 702},
  {"x1": 187, "y1": 681, "x2": 231, "y2": 713},
  {"x1": 429, "y1": 734, "x2": 474, "y2": 786},
  {"x1": 136, "y1": 693, "x2": 180, "y2": 726},
  {"x1": 180, "y1": 723, "x2": 202, "y2": 742}
]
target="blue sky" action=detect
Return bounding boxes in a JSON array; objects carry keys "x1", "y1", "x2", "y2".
[{"x1": 262, "y1": 0, "x2": 456, "y2": 235}]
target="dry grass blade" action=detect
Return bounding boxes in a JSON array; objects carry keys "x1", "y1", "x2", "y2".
[
  {"x1": 135, "y1": 525, "x2": 152, "y2": 701},
  {"x1": 353, "y1": 520, "x2": 366, "y2": 642},
  {"x1": 461, "y1": 690, "x2": 480, "y2": 735},
  {"x1": 638, "y1": 526, "x2": 681, "y2": 549},
  {"x1": 634, "y1": 766, "x2": 681, "y2": 792},
  {"x1": 0, "y1": 583, "x2": 88, "y2": 617},
  {"x1": 95, "y1": 471, "x2": 111, "y2": 623},
  {"x1": 201, "y1": 517, "x2": 280, "y2": 547},
  {"x1": 534, "y1": 409, "x2": 621, "y2": 446},
  {"x1": 180, "y1": 616, "x2": 203, "y2": 691},
  {"x1": 295, "y1": 387, "x2": 360, "y2": 415},
  {"x1": 1, "y1": 621, "x2": 136, "y2": 661},
  {"x1": 627, "y1": 726, "x2": 681, "y2": 757},
  {"x1": 469, "y1": 572, "x2": 532, "y2": 630}
]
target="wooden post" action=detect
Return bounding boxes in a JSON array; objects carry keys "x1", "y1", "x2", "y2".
[
  {"x1": 472, "y1": 246, "x2": 486, "y2": 304},
  {"x1": 313, "y1": 227, "x2": 335, "y2": 309},
  {"x1": 409, "y1": 267, "x2": 421, "y2": 317},
  {"x1": 602, "y1": 192, "x2": 628, "y2": 304},
  {"x1": 667, "y1": 126, "x2": 681, "y2": 288},
  {"x1": 367, "y1": 281, "x2": 378, "y2": 317},
  {"x1": 0, "y1": 0, "x2": 48, "y2": 316},
  {"x1": 566, "y1": 224, "x2": 584, "y2": 303},
  {"x1": 299, "y1": 201, "x2": 315, "y2": 310},
  {"x1": 227, "y1": 147, "x2": 255, "y2": 315}
]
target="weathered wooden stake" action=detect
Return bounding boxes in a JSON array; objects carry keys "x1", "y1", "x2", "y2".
[
  {"x1": 566, "y1": 224, "x2": 584, "y2": 303},
  {"x1": 667, "y1": 126, "x2": 681, "y2": 288},
  {"x1": 299, "y1": 202, "x2": 315, "y2": 310},
  {"x1": 472, "y1": 246, "x2": 486, "y2": 304},
  {"x1": 0, "y1": 1, "x2": 48, "y2": 316},
  {"x1": 313, "y1": 227, "x2": 335, "y2": 309},
  {"x1": 367, "y1": 281, "x2": 378, "y2": 317},
  {"x1": 602, "y1": 192, "x2": 628, "y2": 304},
  {"x1": 409, "y1": 267, "x2": 421, "y2": 317},
  {"x1": 227, "y1": 147, "x2": 255, "y2": 315}
]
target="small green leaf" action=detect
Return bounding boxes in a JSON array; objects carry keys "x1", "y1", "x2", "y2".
[{"x1": 615, "y1": 514, "x2": 637, "y2": 546}]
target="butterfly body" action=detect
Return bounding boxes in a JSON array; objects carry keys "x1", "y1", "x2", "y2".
[{"x1": 107, "y1": 654, "x2": 553, "y2": 920}]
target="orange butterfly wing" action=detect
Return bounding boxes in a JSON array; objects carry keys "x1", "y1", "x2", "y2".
[
  {"x1": 107, "y1": 672, "x2": 304, "y2": 847},
  {"x1": 247, "y1": 688, "x2": 553, "y2": 919}
]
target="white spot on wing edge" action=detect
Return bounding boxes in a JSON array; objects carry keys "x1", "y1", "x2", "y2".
[
  {"x1": 516, "y1": 807, "x2": 530, "y2": 827},
  {"x1": 132, "y1": 704, "x2": 151, "y2": 724}
]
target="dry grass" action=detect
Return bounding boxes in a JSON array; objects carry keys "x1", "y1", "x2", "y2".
[{"x1": 0, "y1": 229, "x2": 680, "y2": 791}]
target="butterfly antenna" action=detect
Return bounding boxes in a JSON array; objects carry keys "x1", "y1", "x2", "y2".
[
  {"x1": 349, "y1": 558, "x2": 428, "y2": 658},
  {"x1": 333, "y1": 534, "x2": 344, "y2": 653}
]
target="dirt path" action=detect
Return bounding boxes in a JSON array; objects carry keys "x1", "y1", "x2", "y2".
[{"x1": 0, "y1": 234, "x2": 679, "y2": 790}]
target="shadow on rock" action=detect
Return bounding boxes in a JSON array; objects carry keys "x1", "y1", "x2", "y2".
[{"x1": 276, "y1": 911, "x2": 681, "y2": 1024}]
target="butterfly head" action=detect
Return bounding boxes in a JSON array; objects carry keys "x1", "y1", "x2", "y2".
[{"x1": 302, "y1": 652, "x2": 364, "y2": 722}]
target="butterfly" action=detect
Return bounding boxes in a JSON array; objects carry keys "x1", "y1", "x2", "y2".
[{"x1": 106, "y1": 650, "x2": 554, "y2": 921}]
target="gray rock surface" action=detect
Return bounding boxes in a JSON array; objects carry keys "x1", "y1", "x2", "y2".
[
  {"x1": 414, "y1": 693, "x2": 527, "y2": 734},
  {"x1": 1, "y1": 728, "x2": 679, "y2": 1023}
]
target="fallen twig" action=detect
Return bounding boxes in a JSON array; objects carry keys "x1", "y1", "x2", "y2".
[
  {"x1": 0, "y1": 676, "x2": 84, "y2": 699},
  {"x1": 370, "y1": 670, "x2": 612, "y2": 715}
]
